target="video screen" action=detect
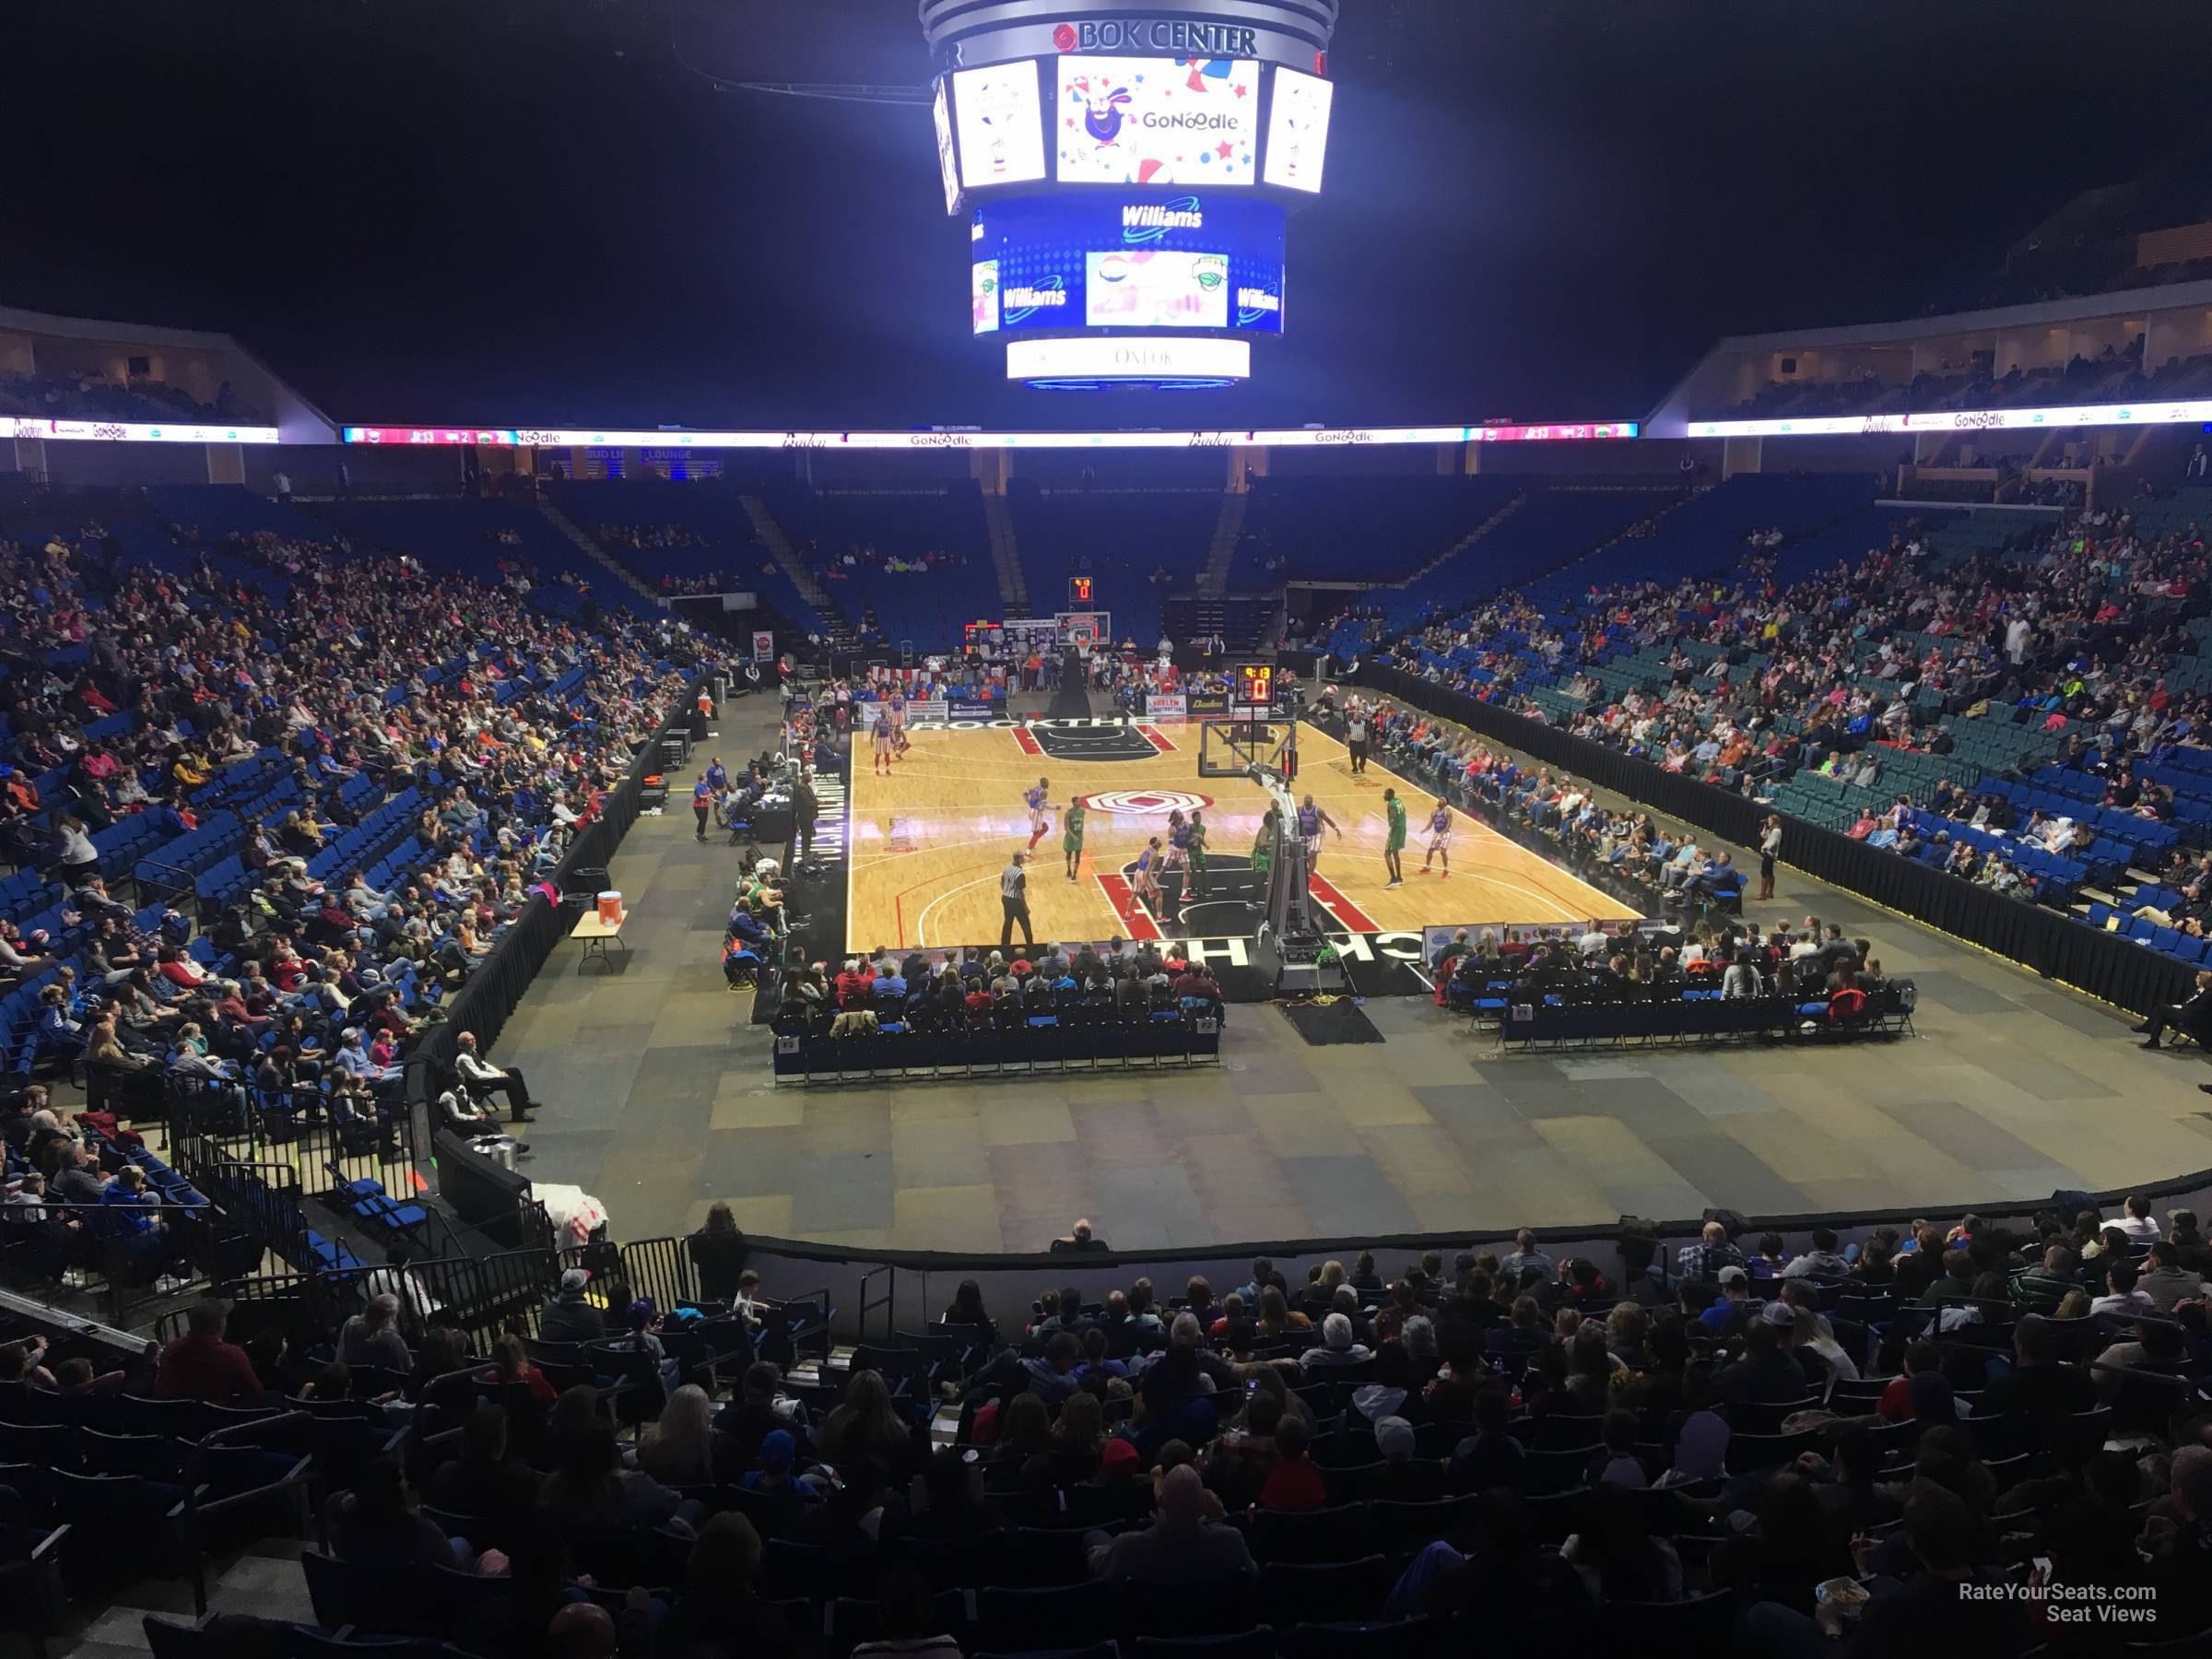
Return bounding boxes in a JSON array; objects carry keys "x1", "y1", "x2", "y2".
[
  {"x1": 971, "y1": 261, "x2": 1001, "y2": 335},
  {"x1": 952, "y1": 63, "x2": 1046, "y2": 188},
  {"x1": 1262, "y1": 66, "x2": 1334, "y2": 194},
  {"x1": 932, "y1": 79, "x2": 961, "y2": 213},
  {"x1": 971, "y1": 194, "x2": 1284, "y2": 335},
  {"x1": 1086, "y1": 250, "x2": 1230, "y2": 329},
  {"x1": 1054, "y1": 56, "x2": 1259, "y2": 186}
]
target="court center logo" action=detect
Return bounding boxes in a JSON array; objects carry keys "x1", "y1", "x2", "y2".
[{"x1": 1077, "y1": 789, "x2": 1213, "y2": 816}]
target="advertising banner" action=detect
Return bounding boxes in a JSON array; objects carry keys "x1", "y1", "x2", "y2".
[
  {"x1": 1262, "y1": 65, "x2": 1335, "y2": 193},
  {"x1": 972, "y1": 193, "x2": 1284, "y2": 336},
  {"x1": 1054, "y1": 56, "x2": 1259, "y2": 185},
  {"x1": 1147, "y1": 693, "x2": 1189, "y2": 724},
  {"x1": 1186, "y1": 692, "x2": 1230, "y2": 717},
  {"x1": 751, "y1": 631, "x2": 774, "y2": 662},
  {"x1": 952, "y1": 62, "x2": 1047, "y2": 187}
]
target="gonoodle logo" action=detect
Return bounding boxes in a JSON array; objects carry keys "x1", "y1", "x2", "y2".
[{"x1": 1124, "y1": 197, "x2": 1203, "y2": 244}]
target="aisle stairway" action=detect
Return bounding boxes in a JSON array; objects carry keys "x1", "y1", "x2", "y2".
[
  {"x1": 535, "y1": 492, "x2": 664, "y2": 607},
  {"x1": 1198, "y1": 490, "x2": 1246, "y2": 596},
  {"x1": 741, "y1": 494, "x2": 858, "y2": 649},
  {"x1": 982, "y1": 492, "x2": 1029, "y2": 617},
  {"x1": 1392, "y1": 489, "x2": 1526, "y2": 589}
]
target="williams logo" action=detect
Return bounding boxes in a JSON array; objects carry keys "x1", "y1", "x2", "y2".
[
  {"x1": 1124, "y1": 198, "x2": 1204, "y2": 243},
  {"x1": 1236, "y1": 287, "x2": 1280, "y2": 326},
  {"x1": 1003, "y1": 275, "x2": 1067, "y2": 324}
]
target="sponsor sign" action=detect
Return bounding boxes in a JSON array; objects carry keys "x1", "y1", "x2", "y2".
[
  {"x1": 5, "y1": 418, "x2": 282, "y2": 445},
  {"x1": 344, "y1": 423, "x2": 1638, "y2": 450},
  {"x1": 947, "y1": 700, "x2": 999, "y2": 717},
  {"x1": 1054, "y1": 55, "x2": 1259, "y2": 186},
  {"x1": 1686, "y1": 400, "x2": 2212, "y2": 439},
  {"x1": 1186, "y1": 692, "x2": 1230, "y2": 717},
  {"x1": 1262, "y1": 65, "x2": 1335, "y2": 193},
  {"x1": 1147, "y1": 693, "x2": 1189, "y2": 723},
  {"x1": 751, "y1": 630, "x2": 774, "y2": 663},
  {"x1": 1006, "y1": 336, "x2": 1251, "y2": 383},
  {"x1": 951, "y1": 62, "x2": 1047, "y2": 187}
]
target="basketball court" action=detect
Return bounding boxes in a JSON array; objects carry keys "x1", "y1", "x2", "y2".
[{"x1": 844, "y1": 714, "x2": 1641, "y2": 952}]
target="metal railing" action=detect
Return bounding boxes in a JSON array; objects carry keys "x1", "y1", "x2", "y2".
[
  {"x1": 858, "y1": 1263, "x2": 896, "y2": 1342},
  {"x1": 1, "y1": 1199, "x2": 220, "y2": 1329},
  {"x1": 606, "y1": 1234, "x2": 696, "y2": 1315},
  {"x1": 128, "y1": 854, "x2": 199, "y2": 914}
]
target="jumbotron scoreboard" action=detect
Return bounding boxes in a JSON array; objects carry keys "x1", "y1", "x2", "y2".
[{"x1": 921, "y1": 1, "x2": 1340, "y2": 389}]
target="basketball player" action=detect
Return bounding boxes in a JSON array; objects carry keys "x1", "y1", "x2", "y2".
[
  {"x1": 1163, "y1": 809, "x2": 1192, "y2": 882},
  {"x1": 1132, "y1": 836, "x2": 1163, "y2": 916},
  {"x1": 871, "y1": 707, "x2": 896, "y2": 777},
  {"x1": 1419, "y1": 797, "x2": 1453, "y2": 878},
  {"x1": 1296, "y1": 794, "x2": 1341, "y2": 870},
  {"x1": 888, "y1": 686, "x2": 907, "y2": 745},
  {"x1": 1382, "y1": 787, "x2": 1406, "y2": 888},
  {"x1": 1184, "y1": 810, "x2": 1209, "y2": 901},
  {"x1": 1063, "y1": 796, "x2": 1087, "y2": 883},
  {"x1": 1025, "y1": 777, "x2": 1052, "y2": 850},
  {"x1": 1252, "y1": 807, "x2": 1278, "y2": 883}
]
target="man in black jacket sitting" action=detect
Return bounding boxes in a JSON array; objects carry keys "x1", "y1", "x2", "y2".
[{"x1": 2135, "y1": 971, "x2": 2212, "y2": 1068}]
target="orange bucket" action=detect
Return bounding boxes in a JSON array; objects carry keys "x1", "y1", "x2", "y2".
[{"x1": 596, "y1": 891, "x2": 623, "y2": 925}]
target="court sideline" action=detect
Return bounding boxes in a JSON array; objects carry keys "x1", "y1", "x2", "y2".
[{"x1": 494, "y1": 690, "x2": 2212, "y2": 1255}]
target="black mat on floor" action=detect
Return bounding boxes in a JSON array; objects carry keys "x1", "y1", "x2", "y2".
[{"x1": 1280, "y1": 997, "x2": 1386, "y2": 1045}]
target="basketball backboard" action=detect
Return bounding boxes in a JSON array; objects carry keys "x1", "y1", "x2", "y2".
[{"x1": 1198, "y1": 712, "x2": 1296, "y2": 781}]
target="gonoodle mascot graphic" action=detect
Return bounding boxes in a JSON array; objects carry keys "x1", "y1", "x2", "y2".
[{"x1": 1072, "y1": 76, "x2": 1134, "y2": 148}]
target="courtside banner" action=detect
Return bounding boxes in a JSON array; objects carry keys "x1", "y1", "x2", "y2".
[
  {"x1": 1187, "y1": 692, "x2": 1230, "y2": 717},
  {"x1": 947, "y1": 700, "x2": 999, "y2": 718},
  {"x1": 906, "y1": 700, "x2": 949, "y2": 721},
  {"x1": 1147, "y1": 694, "x2": 1188, "y2": 723}
]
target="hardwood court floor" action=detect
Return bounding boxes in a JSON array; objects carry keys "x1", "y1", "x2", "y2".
[
  {"x1": 845, "y1": 718, "x2": 1640, "y2": 952},
  {"x1": 488, "y1": 698, "x2": 2212, "y2": 1254}
]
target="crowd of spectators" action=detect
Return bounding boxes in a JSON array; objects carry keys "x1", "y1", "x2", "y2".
[
  {"x1": 774, "y1": 940, "x2": 1226, "y2": 1038},
  {"x1": 0, "y1": 515, "x2": 692, "y2": 1142},
  {"x1": 595, "y1": 524, "x2": 744, "y2": 596},
  {"x1": 140, "y1": 1188, "x2": 2212, "y2": 1654},
  {"x1": 1428, "y1": 910, "x2": 1887, "y2": 1017},
  {"x1": 807, "y1": 539, "x2": 971, "y2": 582},
  {"x1": 1374, "y1": 499, "x2": 2212, "y2": 915}
]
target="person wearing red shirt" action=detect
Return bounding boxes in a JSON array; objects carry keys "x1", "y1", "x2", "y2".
[
  {"x1": 154, "y1": 1300, "x2": 265, "y2": 1406},
  {"x1": 1876, "y1": 1339, "x2": 1940, "y2": 1423},
  {"x1": 1256, "y1": 1417, "x2": 1325, "y2": 1512},
  {"x1": 154, "y1": 947, "x2": 207, "y2": 991},
  {"x1": 834, "y1": 959, "x2": 874, "y2": 1009}
]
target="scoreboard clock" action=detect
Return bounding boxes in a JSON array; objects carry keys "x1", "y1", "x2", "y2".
[
  {"x1": 1068, "y1": 575, "x2": 1094, "y2": 607},
  {"x1": 1234, "y1": 663, "x2": 1276, "y2": 709}
]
